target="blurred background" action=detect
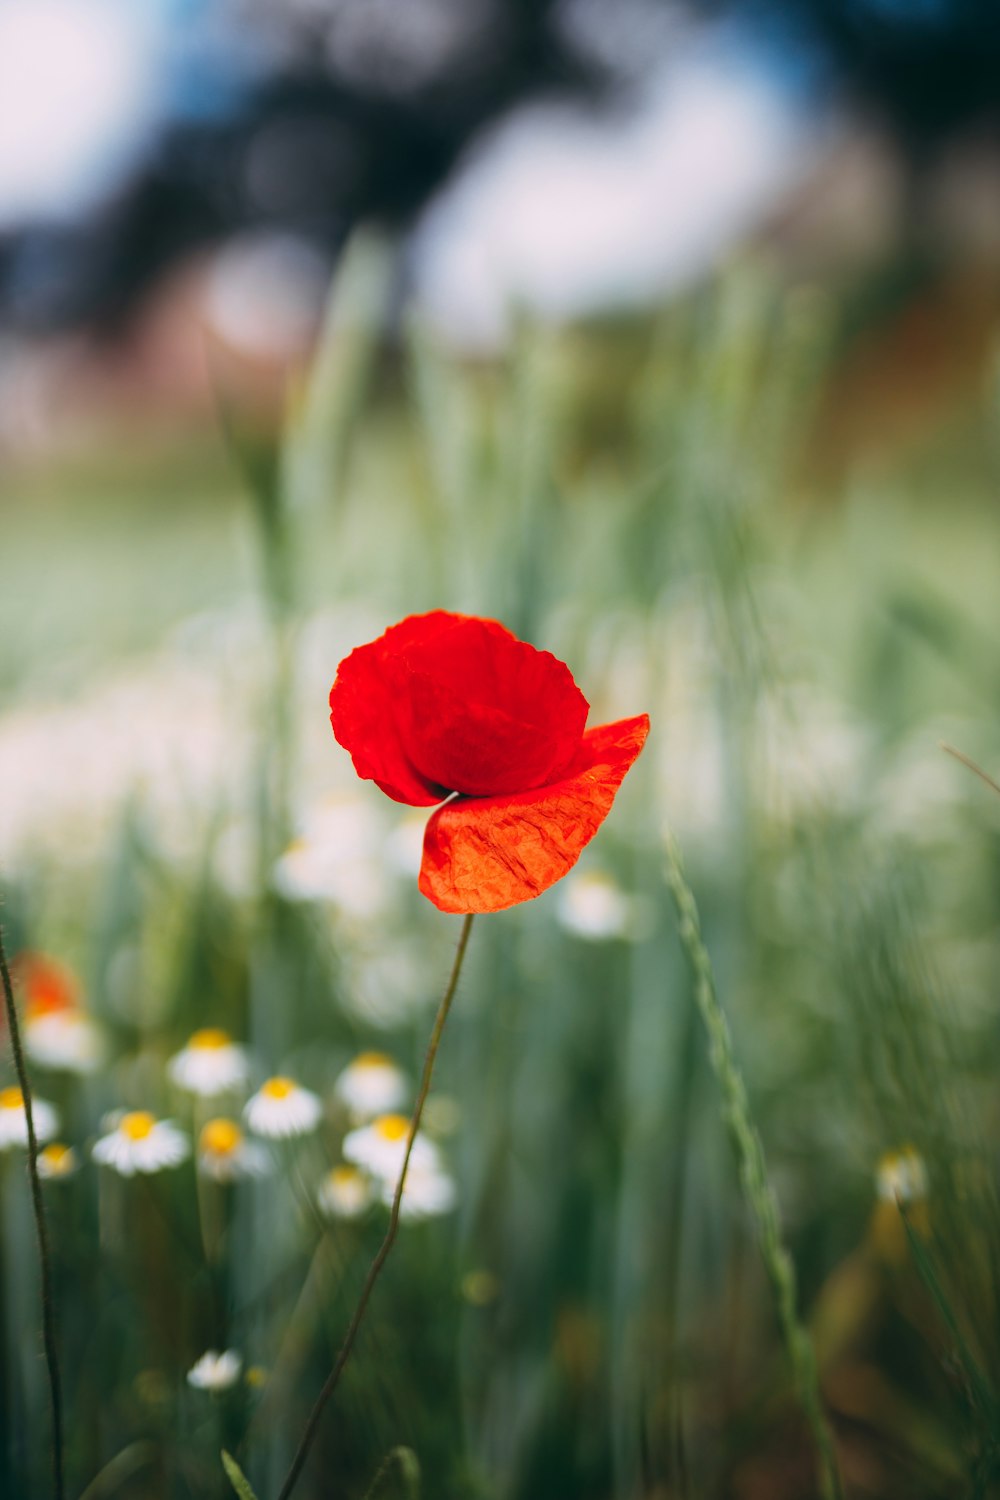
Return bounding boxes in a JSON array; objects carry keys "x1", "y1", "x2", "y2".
[{"x1": 3, "y1": 2, "x2": 1000, "y2": 1498}]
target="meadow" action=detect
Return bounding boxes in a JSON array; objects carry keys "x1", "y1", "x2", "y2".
[{"x1": 3, "y1": 243, "x2": 1000, "y2": 1500}]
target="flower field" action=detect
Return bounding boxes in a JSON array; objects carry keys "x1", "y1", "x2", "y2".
[{"x1": 3, "y1": 251, "x2": 1000, "y2": 1500}]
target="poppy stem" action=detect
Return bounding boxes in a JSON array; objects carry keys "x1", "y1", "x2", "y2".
[
  {"x1": 663, "y1": 832, "x2": 843, "y2": 1500},
  {"x1": 0, "y1": 922, "x2": 64, "y2": 1500},
  {"x1": 276, "y1": 913, "x2": 475, "y2": 1500}
]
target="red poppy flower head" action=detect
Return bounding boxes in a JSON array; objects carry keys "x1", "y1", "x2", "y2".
[
  {"x1": 11, "y1": 951, "x2": 81, "y2": 1021},
  {"x1": 329, "y1": 611, "x2": 649, "y2": 915}
]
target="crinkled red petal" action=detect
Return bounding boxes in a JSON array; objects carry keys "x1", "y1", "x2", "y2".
[
  {"x1": 330, "y1": 611, "x2": 590, "y2": 804},
  {"x1": 418, "y1": 714, "x2": 650, "y2": 914},
  {"x1": 396, "y1": 615, "x2": 589, "y2": 796},
  {"x1": 328, "y1": 613, "x2": 454, "y2": 806}
]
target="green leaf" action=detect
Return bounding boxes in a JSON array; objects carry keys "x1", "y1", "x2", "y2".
[{"x1": 221, "y1": 1450, "x2": 261, "y2": 1500}]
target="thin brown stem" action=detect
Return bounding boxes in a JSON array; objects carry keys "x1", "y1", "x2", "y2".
[
  {"x1": 276, "y1": 913, "x2": 475, "y2": 1500},
  {"x1": 0, "y1": 922, "x2": 64, "y2": 1500},
  {"x1": 940, "y1": 742, "x2": 1000, "y2": 800}
]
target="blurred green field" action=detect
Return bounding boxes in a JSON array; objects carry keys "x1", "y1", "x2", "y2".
[{"x1": 3, "y1": 255, "x2": 1000, "y2": 1500}]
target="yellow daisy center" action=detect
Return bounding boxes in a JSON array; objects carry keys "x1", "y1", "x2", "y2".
[
  {"x1": 189, "y1": 1028, "x2": 231, "y2": 1051},
  {"x1": 355, "y1": 1051, "x2": 393, "y2": 1070},
  {"x1": 41, "y1": 1144, "x2": 71, "y2": 1169},
  {"x1": 375, "y1": 1114, "x2": 409, "y2": 1142},
  {"x1": 331, "y1": 1164, "x2": 363, "y2": 1185},
  {"x1": 200, "y1": 1119, "x2": 243, "y2": 1156},
  {"x1": 121, "y1": 1111, "x2": 156, "y2": 1141},
  {"x1": 0, "y1": 1086, "x2": 24, "y2": 1111},
  {"x1": 261, "y1": 1077, "x2": 295, "y2": 1101}
]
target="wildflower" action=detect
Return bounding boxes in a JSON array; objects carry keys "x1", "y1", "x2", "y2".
[
  {"x1": 317, "y1": 1164, "x2": 375, "y2": 1220},
  {"x1": 556, "y1": 868, "x2": 632, "y2": 940},
  {"x1": 197, "y1": 1118, "x2": 270, "y2": 1182},
  {"x1": 343, "y1": 1112, "x2": 438, "y2": 1182},
  {"x1": 244, "y1": 1077, "x2": 323, "y2": 1139},
  {"x1": 871, "y1": 1145, "x2": 930, "y2": 1264},
  {"x1": 27, "y1": 1010, "x2": 103, "y2": 1074},
  {"x1": 92, "y1": 1111, "x2": 189, "y2": 1176},
  {"x1": 14, "y1": 951, "x2": 103, "y2": 1073},
  {"x1": 12, "y1": 951, "x2": 80, "y2": 1015},
  {"x1": 167, "y1": 1028, "x2": 250, "y2": 1098},
  {"x1": 329, "y1": 611, "x2": 649, "y2": 913},
  {"x1": 333, "y1": 1051, "x2": 407, "y2": 1121},
  {"x1": 0, "y1": 1086, "x2": 58, "y2": 1148},
  {"x1": 379, "y1": 1161, "x2": 457, "y2": 1221},
  {"x1": 186, "y1": 1349, "x2": 242, "y2": 1391},
  {"x1": 36, "y1": 1143, "x2": 79, "y2": 1180},
  {"x1": 876, "y1": 1145, "x2": 928, "y2": 1204},
  {"x1": 272, "y1": 797, "x2": 389, "y2": 918}
]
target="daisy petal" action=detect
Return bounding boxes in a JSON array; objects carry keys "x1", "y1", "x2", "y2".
[{"x1": 418, "y1": 715, "x2": 650, "y2": 914}]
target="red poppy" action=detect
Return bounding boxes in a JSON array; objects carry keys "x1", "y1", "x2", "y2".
[
  {"x1": 329, "y1": 611, "x2": 649, "y2": 914},
  {"x1": 10, "y1": 952, "x2": 80, "y2": 1019}
]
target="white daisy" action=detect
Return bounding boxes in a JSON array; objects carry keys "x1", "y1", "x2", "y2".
[
  {"x1": 186, "y1": 1349, "x2": 242, "y2": 1391},
  {"x1": 92, "y1": 1111, "x2": 190, "y2": 1177},
  {"x1": 334, "y1": 1052, "x2": 407, "y2": 1121},
  {"x1": 0, "y1": 1086, "x2": 59, "y2": 1148},
  {"x1": 26, "y1": 1010, "x2": 103, "y2": 1074},
  {"x1": 244, "y1": 1077, "x2": 323, "y2": 1139},
  {"x1": 876, "y1": 1146, "x2": 928, "y2": 1204},
  {"x1": 557, "y1": 869, "x2": 632, "y2": 940},
  {"x1": 317, "y1": 1164, "x2": 374, "y2": 1220},
  {"x1": 381, "y1": 1162, "x2": 457, "y2": 1221},
  {"x1": 36, "y1": 1143, "x2": 79, "y2": 1180},
  {"x1": 167, "y1": 1028, "x2": 250, "y2": 1098},
  {"x1": 272, "y1": 798, "x2": 389, "y2": 918},
  {"x1": 197, "y1": 1118, "x2": 270, "y2": 1182},
  {"x1": 342, "y1": 1113, "x2": 438, "y2": 1182}
]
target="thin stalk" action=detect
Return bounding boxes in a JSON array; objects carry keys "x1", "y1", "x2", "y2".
[
  {"x1": 0, "y1": 923, "x2": 64, "y2": 1500},
  {"x1": 940, "y1": 742, "x2": 1000, "y2": 800},
  {"x1": 276, "y1": 913, "x2": 475, "y2": 1500},
  {"x1": 663, "y1": 833, "x2": 842, "y2": 1500}
]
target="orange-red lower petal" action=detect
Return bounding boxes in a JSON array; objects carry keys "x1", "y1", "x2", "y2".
[{"x1": 418, "y1": 715, "x2": 650, "y2": 914}]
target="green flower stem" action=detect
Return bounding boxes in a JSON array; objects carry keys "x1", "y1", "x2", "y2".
[
  {"x1": 663, "y1": 832, "x2": 842, "y2": 1500},
  {"x1": 276, "y1": 913, "x2": 475, "y2": 1500},
  {"x1": 0, "y1": 921, "x2": 64, "y2": 1500}
]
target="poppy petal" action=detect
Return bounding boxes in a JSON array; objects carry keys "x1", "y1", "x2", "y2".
[
  {"x1": 329, "y1": 614, "x2": 454, "y2": 806},
  {"x1": 397, "y1": 615, "x2": 589, "y2": 797},
  {"x1": 418, "y1": 714, "x2": 650, "y2": 914}
]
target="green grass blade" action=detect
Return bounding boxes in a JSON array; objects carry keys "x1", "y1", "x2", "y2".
[{"x1": 221, "y1": 1451, "x2": 261, "y2": 1500}]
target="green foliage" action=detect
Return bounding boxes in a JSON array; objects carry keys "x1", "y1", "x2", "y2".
[
  {"x1": 3, "y1": 244, "x2": 1000, "y2": 1499},
  {"x1": 222, "y1": 1450, "x2": 261, "y2": 1500}
]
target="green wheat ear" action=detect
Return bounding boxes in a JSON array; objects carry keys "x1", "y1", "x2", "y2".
[
  {"x1": 361, "y1": 1445, "x2": 421, "y2": 1500},
  {"x1": 221, "y1": 1450, "x2": 260, "y2": 1500},
  {"x1": 664, "y1": 829, "x2": 844, "y2": 1500}
]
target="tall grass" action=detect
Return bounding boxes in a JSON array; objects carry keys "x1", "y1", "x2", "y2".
[{"x1": 2, "y1": 241, "x2": 1000, "y2": 1498}]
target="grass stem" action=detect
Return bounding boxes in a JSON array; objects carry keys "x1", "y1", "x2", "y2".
[
  {"x1": 276, "y1": 913, "x2": 475, "y2": 1500},
  {"x1": 0, "y1": 920, "x2": 64, "y2": 1500},
  {"x1": 663, "y1": 832, "x2": 842, "y2": 1500}
]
